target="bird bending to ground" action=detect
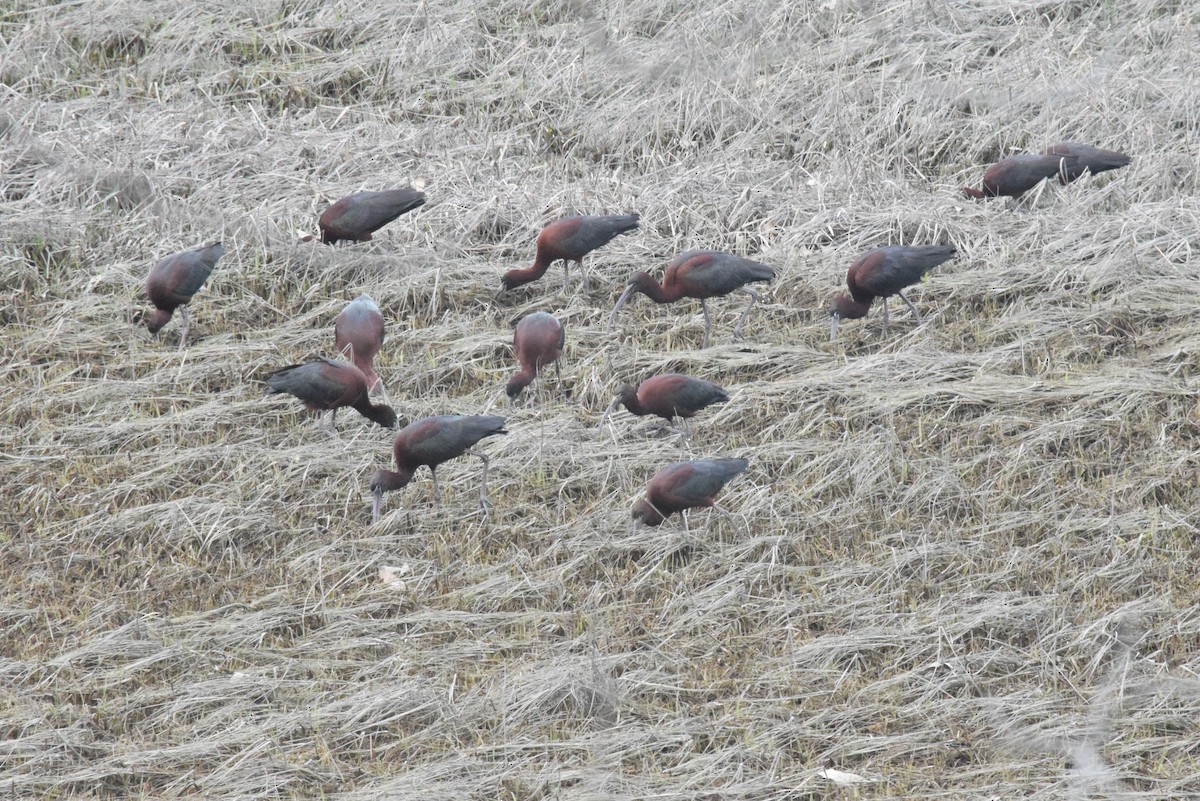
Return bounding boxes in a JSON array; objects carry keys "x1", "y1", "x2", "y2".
[
  {"x1": 309, "y1": 189, "x2": 426, "y2": 245},
  {"x1": 506, "y1": 311, "x2": 565, "y2": 399},
  {"x1": 266, "y1": 358, "x2": 397, "y2": 432},
  {"x1": 830, "y1": 244, "x2": 957, "y2": 340},
  {"x1": 608, "y1": 249, "x2": 774, "y2": 348},
  {"x1": 599, "y1": 373, "x2": 729, "y2": 436},
  {"x1": 370, "y1": 415, "x2": 508, "y2": 522},
  {"x1": 632, "y1": 457, "x2": 749, "y2": 527},
  {"x1": 962, "y1": 153, "x2": 1078, "y2": 199},
  {"x1": 144, "y1": 241, "x2": 225, "y2": 346},
  {"x1": 498, "y1": 213, "x2": 640, "y2": 296},
  {"x1": 334, "y1": 294, "x2": 385, "y2": 396}
]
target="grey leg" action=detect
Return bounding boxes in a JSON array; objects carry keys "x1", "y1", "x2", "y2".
[
  {"x1": 896, "y1": 290, "x2": 923, "y2": 324},
  {"x1": 732, "y1": 287, "x2": 760, "y2": 341}
]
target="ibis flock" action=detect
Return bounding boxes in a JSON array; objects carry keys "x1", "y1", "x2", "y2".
[{"x1": 141, "y1": 142, "x2": 1130, "y2": 528}]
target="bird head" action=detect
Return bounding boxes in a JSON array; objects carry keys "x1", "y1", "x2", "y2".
[
  {"x1": 145, "y1": 308, "x2": 173, "y2": 334},
  {"x1": 961, "y1": 187, "x2": 986, "y2": 200},
  {"x1": 631, "y1": 498, "x2": 665, "y2": 527}
]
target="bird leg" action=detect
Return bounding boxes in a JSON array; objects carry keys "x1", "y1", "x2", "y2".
[
  {"x1": 177, "y1": 306, "x2": 191, "y2": 349},
  {"x1": 430, "y1": 467, "x2": 441, "y2": 509},
  {"x1": 880, "y1": 298, "x2": 890, "y2": 337},
  {"x1": 732, "y1": 287, "x2": 761, "y2": 342},
  {"x1": 896, "y1": 290, "x2": 923, "y2": 324},
  {"x1": 700, "y1": 299, "x2": 712, "y2": 349},
  {"x1": 320, "y1": 409, "x2": 339, "y2": 436},
  {"x1": 576, "y1": 259, "x2": 590, "y2": 293},
  {"x1": 561, "y1": 259, "x2": 571, "y2": 292},
  {"x1": 467, "y1": 449, "x2": 493, "y2": 513}
]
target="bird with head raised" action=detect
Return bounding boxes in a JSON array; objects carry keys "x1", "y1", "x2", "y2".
[
  {"x1": 829, "y1": 244, "x2": 956, "y2": 340},
  {"x1": 498, "y1": 213, "x2": 640, "y2": 297},
  {"x1": 370, "y1": 415, "x2": 508, "y2": 523},
  {"x1": 608, "y1": 250, "x2": 774, "y2": 348}
]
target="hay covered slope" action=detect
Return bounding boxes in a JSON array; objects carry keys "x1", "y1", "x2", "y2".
[{"x1": 3, "y1": 0, "x2": 1200, "y2": 798}]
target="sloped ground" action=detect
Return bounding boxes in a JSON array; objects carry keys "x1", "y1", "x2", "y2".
[{"x1": 2, "y1": 0, "x2": 1199, "y2": 798}]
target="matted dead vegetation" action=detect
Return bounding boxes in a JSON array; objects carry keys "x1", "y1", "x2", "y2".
[{"x1": 2, "y1": 0, "x2": 1200, "y2": 798}]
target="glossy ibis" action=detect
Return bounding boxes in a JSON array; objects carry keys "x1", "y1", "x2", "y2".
[
  {"x1": 830, "y1": 245, "x2": 956, "y2": 340},
  {"x1": 370, "y1": 415, "x2": 508, "y2": 522},
  {"x1": 607, "y1": 250, "x2": 774, "y2": 347},
  {"x1": 599, "y1": 373, "x2": 729, "y2": 436},
  {"x1": 632, "y1": 457, "x2": 749, "y2": 527},
  {"x1": 506, "y1": 311, "x2": 565, "y2": 398},
  {"x1": 1042, "y1": 142, "x2": 1131, "y2": 183},
  {"x1": 266, "y1": 358, "x2": 397, "y2": 432},
  {"x1": 499, "y1": 213, "x2": 640, "y2": 295},
  {"x1": 313, "y1": 189, "x2": 426, "y2": 245},
  {"x1": 334, "y1": 294, "x2": 385, "y2": 395},
  {"x1": 962, "y1": 153, "x2": 1078, "y2": 200},
  {"x1": 144, "y1": 242, "x2": 225, "y2": 346}
]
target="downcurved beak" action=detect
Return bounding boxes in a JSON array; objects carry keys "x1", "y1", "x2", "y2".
[
  {"x1": 598, "y1": 397, "x2": 618, "y2": 429},
  {"x1": 607, "y1": 285, "x2": 637, "y2": 332},
  {"x1": 829, "y1": 313, "x2": 841, "y2": 342},
  {"x1": 371, "y1": 487, "x2": 383, "y2": 524}
]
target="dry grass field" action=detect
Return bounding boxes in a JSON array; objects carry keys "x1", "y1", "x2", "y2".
[{"x1": 3, "y1": 0, "x2": 1200, "y2": 798}]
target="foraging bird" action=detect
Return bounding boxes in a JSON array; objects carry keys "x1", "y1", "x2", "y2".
[
  {"x1": 313, "y1": 189, "x2": 426, "y2": 245},
  {"x1": 499, "y1": 213, "x2": 640, "y2": 295},
  {"x1": 266, "y1": 358, "x2": 397, "y2": 431},
  {"x1": 607, "y1": 250, "x2": 775, "y2": 348},
  {"x1": 829, "y1": 245, "x2": 956, "y2": 340},
  {"x1": 334, "y1": 294, "x2": 385, "y2": 395},
  {"x1": 1042, "y1": 142, "x2": 1131, "y2": 183},
  {"x1": 599, "y1": 374, "x2": 729, "y2": 436},
  {"x1": 370, "y1": 415, "x2": 507, "y2": 522},
  {"x1": 144, "y1": 241, "x2": 225, "y2": 345},
  {"x1": 962, "y1": 153, "x2": 1078, "y2": 199},
  {"x1": 632, "y1": 457, "x2": 749, "y2": 527},
  {"x1": 506, "y1": 311, "x2": 565, "y2": 399}
]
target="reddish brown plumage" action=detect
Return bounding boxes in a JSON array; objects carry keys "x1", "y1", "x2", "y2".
[
  {"x1": 334, "y1": 294, "x2": 385, "y2": 395},
  {"x1": 266, "y1": 358, "x2": 397, "y2": 431},
  {"x1": 506, "y1": 311, "x2": 565, "y2": 398},
  {"x1": 962, "y1": 153, "x2": 1078, "y2": 199},
  {"x1": 316, "y1": 189, "x2": 426, "y2": 245},
  {"x1": 607, "y1": 250, "x2": 775, "y2": 347},
  {"x1": 144, "y1": 242, "x2": 225, "y2": 343},
  {"x1": 499, "y1": 213, "x2": 640, "y2": 294},
  {"x1": 602, "y1": 374, "x2": 729, "y2": 431},
  {"x1": 370, "y1": 415, "x2": 507, "y2": 521},
  {"x1": 830, "y1": 245, "x2": 956, "y2": 339},
  {"x1": 632, "y1": 457, "x2": 749, "y2": 527}
]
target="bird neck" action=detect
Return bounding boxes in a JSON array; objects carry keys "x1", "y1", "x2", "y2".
[
  {"x1": 371, "y1": 468, "x2": 414, "y2": 494},
  {"x1": 617, "y1": 385, "x2": 644, "y2": 415},
  {"x1": 833, "y1": 294, "x2": 871, "y2": 320},
  {"x1": 631, "y1": 272, "x2": 676, "y2": 303},
  {"x1": 506, "y1": 370, "x2": 534, "y2": 398},
  {"x1": 146, "y1": 308, "x2": 174, "y2": 333},
  {"x1": 632, "y1": 498, "x2": 665, "y2": 526},
  {"x1": 356, "y1": 399, "x2": 396, "y2": 429}
]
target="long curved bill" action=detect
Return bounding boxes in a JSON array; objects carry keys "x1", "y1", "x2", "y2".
[
  {"x1": 597, "y1": 397, "x2": 619, "y2": 429},
  {"x1": 829, "y1": 313, "x2": 841, "y2": 342},
  {"x1": 607, "y1": 285, "x2": 637, "y2": 331}
]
